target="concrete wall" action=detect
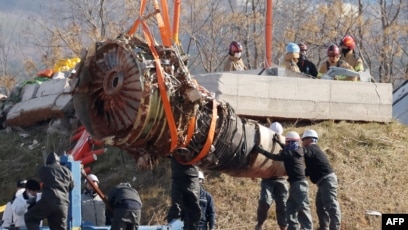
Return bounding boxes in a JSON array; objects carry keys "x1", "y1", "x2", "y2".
[{"x1": 193, "y1": 72, "x2": 392, "y2": 122}]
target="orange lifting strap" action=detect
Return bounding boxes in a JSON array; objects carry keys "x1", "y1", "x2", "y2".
[
  {"x1": 176, "y1": 100, "x2": 217, "y2": 165},
  {"x1": 126, "y1": 0, "x2": 179, "y2": 152},
  {"x1": 172, "y1": 0, "x2": 181, "y2": 44},
  {"x1": 127, "y1": 0, "x2": 204, "y2": 156},
  {"x1": 141, "y1": 21, "x2": 179, "y2": 152}
]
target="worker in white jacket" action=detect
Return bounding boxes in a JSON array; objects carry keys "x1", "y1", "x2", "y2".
[
  {"x1": 12, "y1": 179, "x2": 42, "y2": 229},
  {"x1": 1, "y1": 179, "x2": 27, "y2": 229}
]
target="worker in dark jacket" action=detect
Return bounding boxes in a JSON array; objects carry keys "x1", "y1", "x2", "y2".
[
  {"x1": 107, "y1": 182, "x2": 142, "y2": 230},
  {"x1": 301, "y1": 130, "x2": 341, "y2": 230},
  {"x1": 255, "y1": 122, "x2": 288, "y2": 230},
  {"x1": 254, "y1": 131, "x2": 313, "y2": 230},
  {"x1": 297, "y1": 42, "x2": 318, "y2": 78},
  {"x1": 25, "y1": 152, "x2": 74, "y2": 230},
  {"x1": 197, "y1": 171, "x2": 216, "y2": 230},
  {"x1": 167, "y1": 157, "x2": 201, "y2": 230}
]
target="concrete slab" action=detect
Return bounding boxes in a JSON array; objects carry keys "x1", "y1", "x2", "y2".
[{"x1": 193, "y1": 72, "x2": 392, "y2": 122}]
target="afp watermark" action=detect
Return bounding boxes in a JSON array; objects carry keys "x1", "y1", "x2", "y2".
[{"x1": 382, "y1": 214, "x2": 408, "y2": 230}]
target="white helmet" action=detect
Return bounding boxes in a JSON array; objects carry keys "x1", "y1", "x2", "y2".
[
  {"x1": 84, "y1": 174, "x2": 99, "y2": 184},
  {"x1": 302, "y1": 129, "x2": 319, "y2": 140},
  {"x1": 269, "y1": 122, "x2": 283, "y2": 135},
  {"x1": 198, "y1": 171, "x2": 205, "y2": 180},
  {"x1": 285, "y1": 131, "x2": 300, "y2": 141}
]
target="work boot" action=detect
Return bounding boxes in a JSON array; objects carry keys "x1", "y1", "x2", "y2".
[{"x1": 255, "y1": 223, "x2": 263, "y2": 230}]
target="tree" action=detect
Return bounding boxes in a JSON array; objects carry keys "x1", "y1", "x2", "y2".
[{"x1": 8, "y1": 0, "x2": 408, "y2": 87}]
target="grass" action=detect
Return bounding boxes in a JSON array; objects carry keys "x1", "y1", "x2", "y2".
[{"x1": 1, "y1": 120, "x2": 408, "y2": 230}]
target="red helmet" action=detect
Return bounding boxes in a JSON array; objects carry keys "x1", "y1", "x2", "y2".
[
  {"x1": 229, "y1": 41, "x2": 243, "y2": 54},
  {"x1": 327, "y1": 44, "x2": 340, "y2": 56},
  {"x1": 340, "y1": 35, "x2": 355, "y2": 50},
  {"x1": 298, "y1": 42, "x2": 307, "y2": 52}
]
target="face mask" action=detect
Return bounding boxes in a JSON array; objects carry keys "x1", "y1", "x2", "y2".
[
  {"x1": 342, "y1": 48, "x2": 350, "y2": 55},
  {"x1": 28, "y1": 193, "x2": 36, "y2": 199},
  {"x1": 284, "y1": 141, "x2": 299, "y2": 151},
  {"x1": 299, "y1": 54, "x2": 306, "y2": 61},
  {"x1": 234, "y1": 52, "x2": 242, "y2": 58}
]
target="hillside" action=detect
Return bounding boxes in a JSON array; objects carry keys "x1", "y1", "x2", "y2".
[{"x1": 1, "y1": 120, "x2": 407, "y2": 230}]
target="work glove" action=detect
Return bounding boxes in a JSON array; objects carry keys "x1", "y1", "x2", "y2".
[
  {"x1": 253, "y1": 145, "x2": 264, "y2": 154},
  {"x1": 27, "y1": 197, "x2": 36, "y2": 205},
  {"x1": 273, "y1": 134, "x2": 284, "y2": 148}
]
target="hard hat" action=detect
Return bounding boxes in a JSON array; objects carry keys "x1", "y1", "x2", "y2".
[
  {"x1": 286, "y1": 43, "x2": 300, "y2": 53},
  {"x1": 198, "y1": 171, "x2": 205, "y2": 180},
  {"x1": 229, "y1": 41, "x2": 243, "y2": 54},
  {"x1": 285, "y1": 131, "x2": 301, "y2": 141},
  {"x1": 327, "y1": 44, "x2": 340, "y2": 56},
  {"x1": 84, "y1": 174, "x2": 99, "y2": 184},
  {"x1": 302, "y1": 129, "x2": 319, "y2": 140},
  {"x1": 340, "y1": 35, "x2": 356, "y2": 50},
  {"x1": 269, "y1": 122, "x2": 283, "y2": 135},
  {"x1": 298, "y1": 42, "x2": 307, "y2": 52}
]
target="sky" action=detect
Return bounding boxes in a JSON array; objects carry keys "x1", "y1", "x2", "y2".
[
  {"x1": 0, "y1": 0, "x2": 49, "y2": 79},
  {"x1": 0, "y1": 0, "x2": 46, "y2": 12}
]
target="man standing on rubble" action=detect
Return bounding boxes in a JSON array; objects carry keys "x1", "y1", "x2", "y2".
[
  {"x1": 167, "y1": 157, "x2": 201, "y2": 230},
  {"x1": 301, "y1": 130, "x2": 341, "y2": 230},
  {"x1": 25, "y1": 152, "x2": 74, "y2": 230}
]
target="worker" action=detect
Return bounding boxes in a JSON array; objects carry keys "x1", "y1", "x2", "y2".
[
  {"x1": 317, "y1": 44, "x2": 354, "y2": 80},
  {"x1": 81, "y1": 174, "x2": 106, "y2": 226},
  {"x1": 254, "y1": 131, "x2": 313, "y2": 230},
  {"x1": 223, "y1": 41, "x2": 247, "y2": 71},
  {"x1": 301, "y1": 130, "x2": 341, "y2": 230},
  {"x1": 24, "y1": 152, "x2": 74, "y2": 230},
  {"x1": 1, "y1": 179, "x2": 27, "y2": 229},
  {"x1": 339, "y1": 35, "x2": 364, "y2": 72},
  {"x1": 167, "y1": 157, "x2": 201, "y2": 230},
  {"x1": 297, "y1": 42, "x2": 318, "y2": 78},
  {"x1": 12, "y1": 179, "x2": 42, "y2": 229},
  {"x1": 255, "y1": 122, "x2": 288, "y2": 230},
  {"x1": 197, "y1": 171, "x2": 216, "y2": 230},
  {"x1": 284, "y1": 43, "x2": 301, "y2": 73},
  {"x1": 107, "y1": 182, "x2": 142, "y2": 230}
]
